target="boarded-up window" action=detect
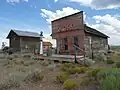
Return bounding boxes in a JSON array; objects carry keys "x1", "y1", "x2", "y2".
[{"x1": 74, "y1": 36, "x2": 79, "y2": 47}]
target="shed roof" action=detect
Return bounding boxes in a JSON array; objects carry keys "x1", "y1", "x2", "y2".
[
  {"x1": 84, "y1": 25, "x2": 109, "y2": 38},
  {"x1": 7, "y1": 29, "x2": 40, "y2": 38}
]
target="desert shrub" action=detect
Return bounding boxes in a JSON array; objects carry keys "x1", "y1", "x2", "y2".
[
  {"x1": 24, "y1": 70, "x2": 44, "y2": 83},
  {"x1": 60, "y1": 63, "x2": 74, "y2": 72},
  {"x1": 47, "y1": 63, "x2": 56, "y2": 71},
  {"x1": 115, "y1": 62, "x2": 120, "y2": 68},
  {"x1": 14, "y1": 55, "x2": 18, "y2": 58},
  {"x1": 7, "y1": 57, "x2": 13, "y2": 60},
  {"x1": 98, "y1": 68, "x2": 120, "y2": 80},
  {"x1": 69, "y1": 67, "x2": 81, "y2": 74},
  {"x1": 23, "y1": 61, "x2": 34, "y2": 66},
  {"x1": 0, "y1": 78, "x2": 20, "y2": 90},
  {"x1": 80, "y1": 77, "x2": 96, "y2": 85},
  {"x1": 87, "y1": 68, "x2": 101, "y2": 80},
  {"x1": 17, "y1": 67, "x2": 26, "y2": 72},
  {"x1": 97, "y1": 68, "x2": 120, "y2": 90},
  {"x1": 100, "y1": 75, "x2": 120, "y2": 90},
  {"x1": 56, "y1": 72, "x2": 69, "y2": 83},
  {"x1": 106, "y1": 59, "x2": 115, "y2": 64},
  {"x1": 14, "y1": 60, "x2": 24, "y2": 65},
  {"x1": 23, "y1": 55, "x2": 31, "y2": 58},
  {"x1": 69, "y1": 67, "x2": 88, "y2": 74},
  {"x1": 63, "y1": 80, "x2": 78, "y2": 90},
  {"x1": 3, "y1": 61, "x2": 11, "y2": 66},
  {"x1": 79, "y1": 67, "x2": 88, "y2": 73},
  {"x1": 40, "y1": 60, "x2": 50, "y2": 66},
  {"x1": 94, "y1": 54, "x2": 105, "y2": 61}
]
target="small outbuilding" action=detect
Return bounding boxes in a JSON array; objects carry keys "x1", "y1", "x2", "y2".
[{"x1": 7, "y1": 29, "x2": 40, "y2": 53}]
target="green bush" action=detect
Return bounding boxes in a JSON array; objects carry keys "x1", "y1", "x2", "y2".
[
  {"x1": 69, "y1": 67, "x2": 88, "y2": 74},
  {"x1": 97, "y1": 68, "x2": 120, "y2": 90},
  {"x1": 106, "y1": 60, "x2": 115, "y2": 64},
  {"x1": 63, "y1": 80, "x2": 78, "y2": 90},
  {"x1": 87, "y1": 68, "x2": 101, "y2": 80},
  {"x1": 100, "y1": 75, "x2": 120, "y2": 90},
  {"x1": 24, "y1": 70, "x2": 44, "y2": 83},
  {"x1": 115, "y1": 62, "x2": 120, "y2": 68},
  {"x1": 60, "y1": 63, "x2": 74, "y2": 72},
  {"x1": 98, "y1": 68, "x2": 120, "y2": 80},
  {"x1": 56, "y1": 72, "x2": 69, "y2": 83},
  {"x1": 69, "y1": 67, "x2": 80, "y2": 74},
  {"x1": 80, "y1": 77, "x2": 91, "y2": 85}
]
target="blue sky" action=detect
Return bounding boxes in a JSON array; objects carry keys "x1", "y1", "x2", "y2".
[{"x1": 0, "y1": 0, "x2": 120, "y2": 47}]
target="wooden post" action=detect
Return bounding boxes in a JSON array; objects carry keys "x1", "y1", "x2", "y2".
[
  {"x1": 91, "y1": 44, "x2": 94, "y2": 60},
  {"x1": 74, "y1": 45, "x2": 78, "y2": 63}
]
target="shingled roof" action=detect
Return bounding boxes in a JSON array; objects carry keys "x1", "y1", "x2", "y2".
[
  {"x1": 84, "y1": 25, "x2": 109, "y2": 38},
  {"x1": 7, "y1": 29, "x2": 40, "y2": 38}
]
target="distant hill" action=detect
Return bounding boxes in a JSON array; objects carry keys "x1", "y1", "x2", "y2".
[{"x1": 110, "y1": 46, "x2": 120, "y2": 52}]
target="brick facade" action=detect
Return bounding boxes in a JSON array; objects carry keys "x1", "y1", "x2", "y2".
[
  {"x1": 52, "y1": 11, "x2": 85, "y2": 55},
  {"x1": 52, "y1": 11, "x2": 109, "y2": 56}
]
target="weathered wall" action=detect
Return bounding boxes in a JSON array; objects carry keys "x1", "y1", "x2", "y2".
[
  {"x1": 20, "y1": 37, "x2": 40, "y2": 53},
  {"x1": 55, "y1": 30, "x2": 85, "y2": 55},
  {"x1": 10, "y1": 36, "x2": 20, "y2": 51},
  {"x1": 84, "y1": 33, "x2": 108, "y2": 58},
  {"x1": 52, "y1": 12, "x2": 85, "y2": 55},
  {"x1": 52, "y1": 12, "x2": 84, "y2": 39}
]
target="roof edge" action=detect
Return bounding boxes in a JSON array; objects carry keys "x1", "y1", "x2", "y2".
[
  {"x1": 6, "y1": 29, "x2": 18, "y2": 39},
  {"x1": 84, "y1": 25, "x2": 109, "y2": 38},
  {"x1": 51, "y1": 11, "x2": 83, "y2": 22}
]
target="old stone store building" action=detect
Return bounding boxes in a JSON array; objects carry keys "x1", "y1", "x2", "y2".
[{"x1": 51, "y1": 11, "x2": 109, "y2": 57}]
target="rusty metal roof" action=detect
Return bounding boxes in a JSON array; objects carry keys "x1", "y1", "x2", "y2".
[{"x1": 10, "y1": 29, "x2": 40, "y2": 38}]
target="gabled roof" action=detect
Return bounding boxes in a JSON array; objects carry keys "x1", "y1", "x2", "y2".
[
  {"x1": 84, "y1": 25, "x2": 109, "y2": 38},
  {"x1": 7, "y1": 29, "x2": 40, "y2": 38}
]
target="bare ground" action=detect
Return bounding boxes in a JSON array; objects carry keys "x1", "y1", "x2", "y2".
[{"x1": 0, "y1": 53, "x2": 115, "y2": 90}]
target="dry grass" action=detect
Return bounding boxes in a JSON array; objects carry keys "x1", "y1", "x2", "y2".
[
  {"x1": 108, "y1": 52, "x2": 120, "y2": 62},
  {"x1": 0, "y1": 52, "x2": 119, "y2": 90}
]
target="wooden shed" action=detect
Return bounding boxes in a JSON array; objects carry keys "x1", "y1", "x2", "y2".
[{"x1": 7, "y1": 29, "x2": 40, "y2": 53}]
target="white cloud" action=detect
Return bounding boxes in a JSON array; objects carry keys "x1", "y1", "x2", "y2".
[
  {"x1": 93, "y1": 14, "x2": 120, "y2": 29},
  {"x1": 40, "y1": 7, "x2": 120, "y2": 45},
  {"x1": 54, "y1": 0, "x2": 58, "y2": 3},
  {"x1": 67, "y1": 0, "x2": 120, "y2": 9},
  {"x1": 70, "y1": 0, "x2": 92, "y2": 5},
  {"x1": 40, "y1": 7, "x2": 85, "y2": 46},
  {"x1": 41, "y1": 7, "x2": 80, "y2": 24},
  {"x1": 30, "y1": 5, "x2": 37, "y2": 8},
  {"x1": 7, "y1": 0, "x2": 28, "y2": 3},
  {"x1": 90, "y1": 14, "x2": 120, "y2": 45}
]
